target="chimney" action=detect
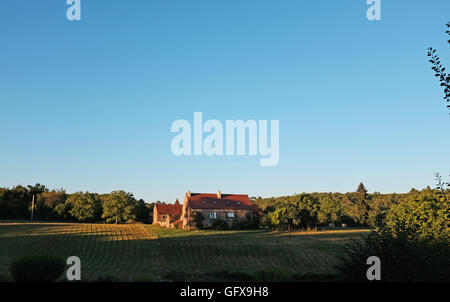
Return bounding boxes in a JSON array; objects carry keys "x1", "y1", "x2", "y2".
[
  {"x1": 217, "y1": 190, "x2": 221, "y2": 199},
  {"x1": 175, "y1": 198, "x2": 180, "y2": 205},
  {"x1": 187, "y1": 190, "x2": 191, "y2": 198}
]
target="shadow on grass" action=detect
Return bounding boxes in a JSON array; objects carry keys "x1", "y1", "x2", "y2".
[{"x1": 0, "y1": 223, "x2": 368, "y2": 282}]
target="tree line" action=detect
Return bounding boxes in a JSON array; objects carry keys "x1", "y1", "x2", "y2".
[
  {"x1": 1, "y1": 179, "x2": 448, "y2": 233},
  {"x1": 0, "y1": 184, "x2": 152, "y2": 224},
  {"x1": 252, "y1": 179, "x2": 449, "y2": 233}
]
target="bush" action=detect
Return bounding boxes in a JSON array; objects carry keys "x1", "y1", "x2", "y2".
[
  {"x1": 335, "y1": 227, "x2": 450, "y2": 281},
  {"x1": 9, "y1": 254, "x2": 65, "y2": 282},
  {"x1": 210, "y1": 219, "x2": 229, "y2": 230},
  {"x1": 231, "y1": 214, "x2": 258, "y2": 230},
  {"x1": 192, "y1": 212, "x2": 204, "y2": 230}
]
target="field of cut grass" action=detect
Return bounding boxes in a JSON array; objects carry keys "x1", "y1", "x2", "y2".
[{"x1": 0, "y1": 222, "x2": 369, "y2": 281}]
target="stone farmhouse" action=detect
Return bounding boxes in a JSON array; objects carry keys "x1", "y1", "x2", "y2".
[
  {"x1": 153, "y1": 199, "x2": 183, "y2": 228},
  {"x1": 152, "y1": 190, "x2": 255, "y2": 229}
]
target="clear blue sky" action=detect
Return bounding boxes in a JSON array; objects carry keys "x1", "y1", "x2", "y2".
[{"x1": 1, "y1": 0, "x2": 449, "y2": 203}]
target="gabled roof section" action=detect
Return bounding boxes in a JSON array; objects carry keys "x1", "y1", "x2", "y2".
[
  {"x1": 155, "y1": 202, "x2": 182, "y2": 215},
  {"x1": 187, "y1": 193, "x2": 253, "y2": 210}
]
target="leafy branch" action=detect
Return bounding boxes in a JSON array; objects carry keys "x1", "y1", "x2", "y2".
[
  {"x1": 435, "y1": 172, "x2": 449, "y2": 192},
  {"x1": 427, "y1": 22, "x2": 450, "y2": 113}
]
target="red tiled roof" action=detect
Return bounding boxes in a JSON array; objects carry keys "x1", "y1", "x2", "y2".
[
  {"x1": 155, "y1": 203, "x2": 182, "y2": 215},
  {"x1": 187, "y1": 193, "x2": 254, "y2": 210}
]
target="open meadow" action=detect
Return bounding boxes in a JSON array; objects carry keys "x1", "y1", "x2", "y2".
[{"x1": 0, "y1": 222, "x2": 369, "y2": 281}]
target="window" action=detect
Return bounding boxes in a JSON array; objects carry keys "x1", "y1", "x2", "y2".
[
  {"x1": 227, "y1": 212, "x2": 235, "y2": 218},
  {"x1": 236, "y1": 201, "x2": 241, "y2": 205},
  {"x1": 209, "y1": 212, "x2": 217, "y2": 219},
  {"x1": 212, "y1": 201, "x2": 217, "y2": 205},
  {"x1": 202, "y1": 200, "x2": 207, "y2": 204},
  {"x1": 226, "y1": 201, "x2": 231, "y2": 205}
]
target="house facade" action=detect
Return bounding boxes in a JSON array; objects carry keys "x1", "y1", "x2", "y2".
[
  {"x1": 181, "y1": 190, "x2": 254, "y2": 229},
  {"x1": 152, "y1": 199, "x2": 183, "y2": 228}
]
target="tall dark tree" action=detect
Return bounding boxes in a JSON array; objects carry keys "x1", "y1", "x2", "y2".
[
  {"x1": 135, "y1": 199, "x2": 151, "y2": 224},
  {"x1": 354, "y1": 182, "x2": 370, "y2": 226},
  {"x1": 35, "y1": 190, "x2": 67, "y2": 220}
]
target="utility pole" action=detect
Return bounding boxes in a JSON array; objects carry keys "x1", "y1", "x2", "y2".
[{"x1": 31, "y1": 194, "x2": 35, "y2": 221}]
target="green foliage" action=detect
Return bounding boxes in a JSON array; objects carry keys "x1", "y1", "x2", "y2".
[
  {"x1": 385, "y1": 188, "x2": 449, "y2": 241},
  {"x1": 0, "y1": 184, "x2": 151, "y2": 224},
  {"x1": 427, "y1": 22, "x2": 450, "y2": 113},
  {"x1": 0, "y1": 185, "x2": 37, "y2": 219},
  {"x1": 192, "y1": 211, "x2": 205, "y2": 229},
  {"x1": 101, "y1": 190, "x2": 138, "y2": 224},
  {"x1": 135, "y1": 199, "x2": 151, "y2": 224},
  {"x1": 231, "y1": 214, "x2": 258, "y2": 230},
  {"x1": 337, "y1": 183, "x2": 450, "y2": 282},
  {"x1": 67, "y1": 192, "x2": 102, "y2": 222},
  {"x1": 9, "y1": 254, "x2": 65, "y2": 282},
  {"x1": 53, "y1": 203, "x2": 73, "y2": 220},
  {"x1": 34, "y1": 190, "x2": 67, "y2": 220},
  {"x1": 354, "y1": 182, "x2": 371, "y2": 225},
  {"x1": 210, "y1": 219, "x2": 229, "y2": 230},
  {"x1": 336, "y1": 227, "x2": 450, "y2": 281},
  {"x1": 317, "y1": 196, "x2": 343, "y2": 224},
  {"x1": 264, "y1": 194, "x2": 319, "y2": 231},
  {"x1": 253, "y1": 182, "x2": 443, "y2": 230}
]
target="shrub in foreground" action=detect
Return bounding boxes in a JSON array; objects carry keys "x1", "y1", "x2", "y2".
[
  {"x1": 9, "y1": 254, "x2": 65, "y2": 282},
  {"x1": 335, "y1": 227, "x2": 450, "y2": 281}
]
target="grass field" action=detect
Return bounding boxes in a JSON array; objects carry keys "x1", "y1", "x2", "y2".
[{"x1": 0, "y1": 222, "x2": 369, "y2": 281}]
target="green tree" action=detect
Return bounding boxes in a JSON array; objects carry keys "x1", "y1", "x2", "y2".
[
  {"x1": 317, "y1": 195, "x2": 343, "y2": 225},
  {"x1": 35, "y1": 190, "x2": 67, "y2": 220},
  {"x1": 66, "y1": 192, "x2": 102, "y2": 222},
  {"x1": 53, "y1": 203, "x2": 73, "y2": 221},
  {"x1": 101, "y1": 191, "x2": 138, "y2": 224},
  {"x1": 268, "y1": 207, "x2": 290, "y2": 230},
  {"x1": 349, "y1": 182, "x2": 371, "y2": 226},
  {"x1": 135, "y1": 199, "x2": 151, "y2": 223},
  {"x1": 367, "y1": 192, "x2": 396, "y2": 228},
  {"x1": 385, "y1": 188, "x2": 449, "y2": 241},
  {"x1": 267, "y1": 194, "x2": 319, "y2": 231}
]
